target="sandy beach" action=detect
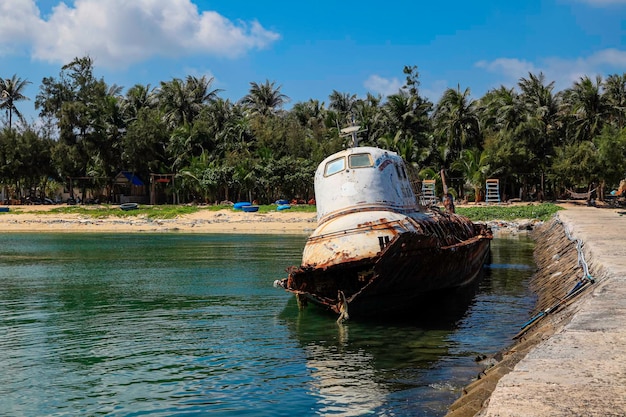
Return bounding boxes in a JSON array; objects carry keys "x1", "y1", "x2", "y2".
[
  {"x1": 0, "y1": 202, "x2": 552, "y2": 235},
  {"x1": 0, "y1": 205, "x2": 319, "y2": 234}
]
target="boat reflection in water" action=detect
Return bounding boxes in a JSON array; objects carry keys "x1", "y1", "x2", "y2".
[
  {"x1": 304, "y1": 327, "x2": 386, "y2": 417},
  {"x1": 278, "y1": 278, "x2": 484, "y2": 416}
]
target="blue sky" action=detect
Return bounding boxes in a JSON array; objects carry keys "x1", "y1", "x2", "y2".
[{"x1": 1, "y1": 0, "x2": 626, "y2": 123}]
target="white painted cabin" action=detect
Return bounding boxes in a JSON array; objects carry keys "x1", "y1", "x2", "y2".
[
  {"x1": 303, "y1": 146, "x2": 429, "y2": 268},
  {"x1": 314, "y1": 146, "x2": 421, "y2": 223}
]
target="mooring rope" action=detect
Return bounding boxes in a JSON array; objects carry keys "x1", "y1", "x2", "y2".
[
  {"x1": 517, "y1": 215, "x2": 595, "y2": 335},
  {"x1": 561, "y1": 217, "x2": 595, "y2": 287},
  {"x1": 337, "y1": 290, "x2": 349, "y2": 324}
]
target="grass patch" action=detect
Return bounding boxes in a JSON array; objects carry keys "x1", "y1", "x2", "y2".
[
  {"x1": 42, "y1": 204, "x2": 200, "y2": 219},
  {"x1": 220, "y1": 204, "x2": 316, "y2": 214},
  {"x1": 254, "y1": 204, "x2": 317, "y2": 214},
  {"x1": 8, "y1": 202, "x2": 558, "y2": 221},
  {"x1": 456, "y1": 203, "x2": 562, "y2": 222},
  {"x1": 26, "y1": 203, "x2": 317, "y2": 218}
]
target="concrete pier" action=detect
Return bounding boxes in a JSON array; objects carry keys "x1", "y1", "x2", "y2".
[
  {"x1": 485, "y1": 205, "x2": 626, "y2": 416},
  {"x1": 447, "y1": 204, "x2": 626, "y2": 417}
]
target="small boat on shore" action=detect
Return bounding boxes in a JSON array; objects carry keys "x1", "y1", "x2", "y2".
[
  {"x1": 234, "y1": 202, "x2": 252, "y2": 210},
  {"x1": 120, "y1": 202, "x2": 138, "y2": 211},
  {"x1": 274, "y1": 125, "x2": 492, "y2": 321}
]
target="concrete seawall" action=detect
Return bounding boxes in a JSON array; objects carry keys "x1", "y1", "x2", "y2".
[{"x1": 447, "y1": 205, "x2": 626, "y2": 417}]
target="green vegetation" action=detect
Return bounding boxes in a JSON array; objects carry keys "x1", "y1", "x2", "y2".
[
  {"x1": 17, "y1": 202, "x2": 559, "y2": 222},
  {"x1": 43, "y1": 204, "x2": 200, "y2": 219},
  {"x1": 255, "y1": 204, "x2": 317, "y2": 214},
  {"x1": 2, "y1": 60, "x2": 626, "y2": 206},
  {"x1": 457, "y1": 203, "x2": 563, "y2": 222},
  {"x1": 25, "y1": 203, "x2": 317, "y2": 219}
]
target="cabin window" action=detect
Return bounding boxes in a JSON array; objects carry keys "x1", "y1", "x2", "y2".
[
  {"x1": 395, "y1": 163, "x2": 407, "y2": 179},
  {"x1": 349, "y1": 153, "x2": 373, "y2": 168},
  {"x1": 395, "y1": 164, "x2": 402, "y2": 179},
  {"x1": 324, "y1": 157, "x2": 346, "y2": 176}
]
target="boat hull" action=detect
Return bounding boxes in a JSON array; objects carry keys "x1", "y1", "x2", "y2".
[
  {"x1": 344, "y1": 230, "x2": 490, "y2": 317},
  {"x1": 278, "y1": 211, "x2": 492, "y2": 318},
  {"x1": 120, "y1": 202, "x2": 138, "y2": 211}
]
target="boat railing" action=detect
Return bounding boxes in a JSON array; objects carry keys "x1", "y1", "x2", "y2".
[
  {"x1": 307, "y1": 218, "x2": 412, "y2": 242},
  {"x1": 318, "y1": 203, "x2": 421, "y2": 226}
]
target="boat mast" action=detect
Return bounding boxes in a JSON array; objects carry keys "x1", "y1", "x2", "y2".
[{"x1": 340, "y1": 118, "x2": 367, "y2": 147}]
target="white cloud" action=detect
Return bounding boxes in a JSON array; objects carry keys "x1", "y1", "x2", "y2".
[
  {"x1": 475, "y1": 49, "x2": 626, "y2": 91},
  {"x1": 587, "y1": 48, "x2": 626, "y2": 66},
  {"x1": 0, "y1": 0, "x2": 280, "y2": 68},
  {"x1": 364, "y1": 75, "x2": 403, "y2": 97},
  {"x1": 0, "y1": 0, "x2": 42, "y2": 55},
  {"x1": 364, "y1": 74, "x2": 450, "y2": 103},
  {"x1": 475, "y1": 58, "x2": 539, "y2": 81}
]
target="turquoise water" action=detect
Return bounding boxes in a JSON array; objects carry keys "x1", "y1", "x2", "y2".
[{"x1": 0, "y1": 233, "x2": 535, "y2": 416}]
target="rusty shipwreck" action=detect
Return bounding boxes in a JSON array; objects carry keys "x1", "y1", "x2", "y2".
[{"x1": 275, "y1": 128, "x2": 492, "y2": 320}]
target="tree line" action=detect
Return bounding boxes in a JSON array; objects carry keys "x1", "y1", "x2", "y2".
[{"x1": 1, "y1": 56, "x2": 625, "y2": 204}]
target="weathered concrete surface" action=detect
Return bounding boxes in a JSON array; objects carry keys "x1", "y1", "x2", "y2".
[{"x1": 478, "y1": 205, "x2": 626, "y2": 417}]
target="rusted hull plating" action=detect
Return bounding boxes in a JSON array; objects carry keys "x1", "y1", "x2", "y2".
[{"x1": 277, "y1": 211, "x2": 492, "y2": 318}]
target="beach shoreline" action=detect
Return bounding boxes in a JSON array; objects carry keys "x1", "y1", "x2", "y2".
[
  {"x1": 0, "y1": 205, "x2": 319, "y2": 234},
  {"x1": 0, "y1": 203, "x2": 547, "y2": 235}
]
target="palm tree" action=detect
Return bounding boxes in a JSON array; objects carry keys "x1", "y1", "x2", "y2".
[
  {"x1": 328, "y1": 90, "x2": 357, "y2": 128},
  {"x1": 157, "y1": 75, "x2": 220, "y2": 128},
  {"x1": 451, "y1": 148, "x2": 492, "y2": 203},
  {"x1": 477, "y1": 86, "x2": 524, "y2": 135},
  {"x1": 290, "y1": 99, "x2": 329, "y2": 160},
  {"x1": 185, "y1": 75, "x2": 222, "y2": 111},
  {"x1": 0, "y1": 75, "x2": 31, "y2": 130},
  {"x1": 167, "y1": 123, "x2": 196, "y2": 172},
  {"x1": 603, "y1": 73, "x2": 626, "y2": 129},
  {"x1": 518, "y1": 73, "x2": 560, "y2": 140},
  {"x1": 241, "y1": 80, "x2": 289, "y2": 117},
  {"x1": 214, "y1": 101, "x2": 254, "y2": 155},
  {"x1": 561, "y1": 75, "x2": 608, "y2": 143},
  {"x1": 379, "y1": 92, "x2": 428, "y2": 163},
  {"x1": 179, "y1": 151, "x2": 214, "y2": 203},
  {"x1": 122, "y1": 84, "x2": 156, "y2": 122},
  {"x1": 517, "y1": 72, "x2": 560, "y2": 197},
  {"x1": 433, "y1": 85, "x2": 481, "y2": 161},
  {"x1": 352, "y1": 93, "x2": 383, "y2": 145},
  {"x1": 291, "y1": 99, "x2": 325, "y2": 129},
  {"x1": 328, "y1": 90, "x2": 356, "y2": 115},
  {"x1": 383, "y1": 92, "x2": 415, "y2": 140}
]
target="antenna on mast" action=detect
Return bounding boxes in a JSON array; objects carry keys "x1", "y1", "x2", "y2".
[{"x1": 340, "y1": 117, "x2": 367, "y2": 147}]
